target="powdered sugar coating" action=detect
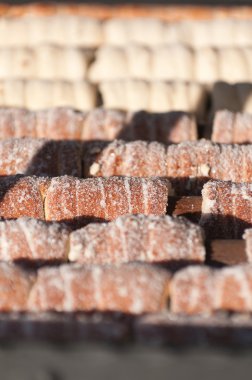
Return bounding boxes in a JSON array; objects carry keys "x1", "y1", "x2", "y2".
[
  {"x1": 170, "y1": 266, "x2": 214, "y2": 315},
  {"x1": 82, "y1": 108, "x2": 126, "y2": 140},
  {"x1": 0, "y1": 262, "x2": 34, "y2": 311},
  {"x1": 69, "y1": 214, "x2": 205, "y2": 264},
  {"x1": 0, "y1": 107, "x2": 86, "y2": 140},
  {"x1": 214, "y1": 265, "x2": 252, "y2": 312},
  {"x1": 86, "y1": 140, "x2": 167, "y2": 179},
  {"x1": 213, "y1": 110, "x2": 252, "y2": 144},
  {"x1": 0, "y1": 217, "x2": 69, "y2": 261},
  {"x1": 44, "y1": 176, "x2": 170, "y2": 223},
  {"x1": 167, "y1": 139, "x2": 220, "y2": 194},
  {"x1": 87, "y1": 139, "x2": 252, "y2": 195},
  {"x1": 35, "y1": 107, "x2": 86, "y2": 140},
  {"x1": 200, "y1": 180, "x2": 252, "y2": 239},
  {"x1": 0, "y1": 175, "x2": 45, "y2": 219},
  {"x1": 0, "y1": 137, "x2": 82, "y2": 177},
  {"x1": 28, "y1": 262, "x2": 171, "y2": 314},
  {"x1": 0, "y1": 107, "x2": 197, "y2": 143}
]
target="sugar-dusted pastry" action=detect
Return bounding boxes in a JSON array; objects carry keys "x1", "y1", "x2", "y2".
[
  {"x1": 0, "y1": 80, "x2": 97, "y2": 111},
  {"x1": 212, "y1": 110, "x2": 252, "y2": 143},
  {"x1": 170, "y1": 266, "x2": 214, "y2": 315},
  {"x1": 0, "y1": 262, "x2": 34, "y2": 311},
  {"x1": 0, "y1": 175, "x2": 46, "y2": 219},
  {"x1": 0, "y1": 107, "x2": 35, "y2": 139},
  {"x1": 69, "y1": 214, "x2": 205, "y2": 264},
  {"x1": 166, "y1": 139, "x2": 220, "y2": 195},
  {"x1": 211, "y1": 82, "x2": 252, "y2": 116},
  {"x1": 0, "y1": 107, "x2": 86, "y2": 140},
  {"x1": 82, "y1": 108, "x2": 127, "y2": 141},
  {"x1": 28, "y1": 263, "x2": 171, "y2": 314},
  {"x1": 167, "y1": 141, "x2": 252, "y2": 193},
  {"x1": 0, "y1": 107, "x2": 197, "y2": 143},
  {"x1": 0, "y1": 218, "x2": 69, "y2": 262},
  {"x1": 87, "y1": 139, "x2": 217, "y2": 194},
  {"x1": 0, "y1": 137, "x2": 81, "y2": 177},
  {"x1": 87, "y1": 139, "x2": 252, "y2": 195},
  {"x1": 214, "y1": 265, "x2": 252, "y2": 313},
  {"x1": 44, "y1": 176, "x2": 170, "y2": 223},
  {"x1": 35, "y1": 107, "x2": 86, "y2": 140},
  {"x1": 243, "y1": 229, "x2": 252, "y2": 263},
  {"x1": 99, "y1": 80, "x2": 207, "y2": 119},
  {"x1": 200, "y1": 180, "x2": 252, "y2": 239},
  {"x1": 85, "y1": 140, "x2": 167, "y2": 179}
]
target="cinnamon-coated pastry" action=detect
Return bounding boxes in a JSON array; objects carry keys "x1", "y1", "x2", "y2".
[
  {"x1": 85, "y1": 140, "x2": 168, "y2": 179},
  {"x1": 82, "y1": 108, "x2": 126, "y2": 141},
  {"x1": 86, "y1": 139, "x2": 252, "y2": 195},
  {"x1": 0, "y1": 218, "x2": 69, "y2": 262},
  {"x1": 0, "y1": 80, "x2": 97, "y2": 111},
  {"x1": 166, "y1": 140, "x2": 220, "y2": 195},
  {"x1": 214, "y1": 265, "x2": 252, "y2": 313},
  {"x1": 0, "y1": 107, "x2": 197, "y2": 143},
  {"x1": 35, "y1": 107, "x2": 86, "y2": 140},
  {"x1": 69, "y1": 214, "x2": 205, "y2": 264},
  {"x1": 200, "y1": 180, "x2": 252, "y2": 239},
  {"x1": 99, "y1": 80, "x2": 207, "y2": 120},
  {"x1": 28, "y1": 263, "x2": 171, "y2": 314},
  {"x1": 0, "y1": 137, "x2": 81, "y2": 177},
  {"x1": 44, "y1": 176, "x2": 170, "y2": 223},
  {"x1": 171, "y1": 264, "x2": 252, "y2": 315},
  {"x1": 170, "y1": 266, "x2": 214, "y2": 315},
  {"x1": 0, "y1": 107, "x2": 85, "y2": 140},
  {"x1": 212, "y1": 110, "x2": 252, "y2": 143},
  {"x1": 0, "y1": 175, "x2": 46, "y2": 219},
  {"x1": 84, "y1": 109, "x2": 197, "y2": 144},
  {"x1": 0, "y1": 262, "x2": 34, "y2": 312}
]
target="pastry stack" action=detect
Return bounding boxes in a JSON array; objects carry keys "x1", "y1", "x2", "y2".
[{"x1": 0, "y1": 3, "x2": 252, "y2": 346}]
